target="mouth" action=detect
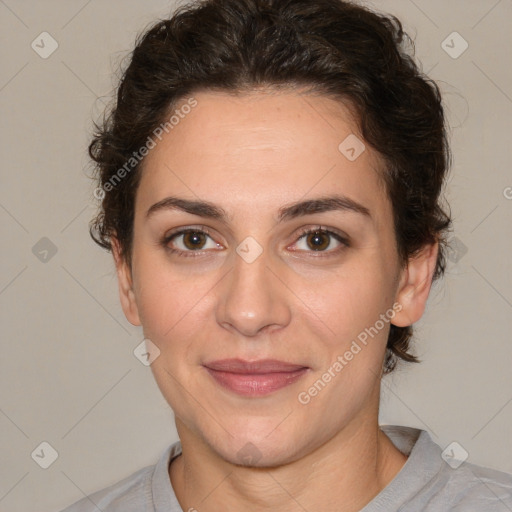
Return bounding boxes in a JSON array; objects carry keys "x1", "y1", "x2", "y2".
[{"x1": 203, "y1": 359, "x2": 309, "y2": 397}]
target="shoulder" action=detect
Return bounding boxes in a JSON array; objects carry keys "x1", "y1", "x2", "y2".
[
  {"x1": 378, "y1": 425, "x2": 512, "y2": 511},
  {"x1": 58, "y1": 441, "x2": 181, "y2": 512},
  {"x1": 437, "y1": 460, "x2": 512, "y2": 510},
  {"x1": 58, "y1": 464, "x2": 154, "y2": 512}
]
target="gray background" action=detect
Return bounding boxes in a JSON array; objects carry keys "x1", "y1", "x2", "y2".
[{"x1": 0, "y1": 0, "x2": 511, "y2": 510}]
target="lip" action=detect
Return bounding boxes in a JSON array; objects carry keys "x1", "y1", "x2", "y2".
[{"x1": 203, "y1": 359, "x2": 309, "y2": 397}]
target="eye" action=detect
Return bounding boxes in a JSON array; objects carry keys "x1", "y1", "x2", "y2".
[
  {"x1": 290, "y1": 227, "x2": 348, "y2": 254},
  {"x1": 162, "y1": 228, "x2": 223, "y2": 256},
  {"x1": 161, "y1": 225, "x2": 348, "y2": 258}
]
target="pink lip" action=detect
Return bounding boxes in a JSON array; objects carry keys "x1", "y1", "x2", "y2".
[{"x1": 203, "y1": 359, "x2": 309, "y2": 397}]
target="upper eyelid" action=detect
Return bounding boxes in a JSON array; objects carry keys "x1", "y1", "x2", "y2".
[
  {"x1": 164, "y1": 227, "x2": 221, "y2": 246},
  {"x1": 164, "y1": 225, "x2": 215, "y2": 240}
]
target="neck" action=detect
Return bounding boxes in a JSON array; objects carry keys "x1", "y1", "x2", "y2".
[{"x1": 169, "y1": 413, "x2": 407, "y2": 512}]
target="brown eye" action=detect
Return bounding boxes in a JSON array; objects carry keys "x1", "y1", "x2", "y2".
[
  {"x1": 182, "y1": 231, "x2": 208, "y2": 250},
  {"x1": 306, "y1": 231, "x2": 331, "y2": 251},
  {"x1": 163, "y1": 228, "x2": 222, "y2": 255},
  {"x1": 291, "y1": 227, "x2": 348, "y2": 255}
]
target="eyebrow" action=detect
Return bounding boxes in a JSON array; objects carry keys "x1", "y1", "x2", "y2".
[{"x1": 146, "y1": 194, "x2": 371, "y2": 222}]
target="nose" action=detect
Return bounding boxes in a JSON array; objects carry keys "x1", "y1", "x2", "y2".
[{"x1": 215, "y1": 244, "x2": 292, "y2": 337}]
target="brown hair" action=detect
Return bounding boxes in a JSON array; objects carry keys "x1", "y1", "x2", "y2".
[{"x1": 89, "y1": 0, "x2": 452, "y2": 373}]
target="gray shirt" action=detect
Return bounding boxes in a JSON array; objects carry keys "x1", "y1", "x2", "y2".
[{"x1": 60, "y1": 425, "x2": 512, "y2": 511}]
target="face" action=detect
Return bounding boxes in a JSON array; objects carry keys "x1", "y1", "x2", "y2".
[{"x1": 115, "y1": 89, "x2": 436, "y2": 466}]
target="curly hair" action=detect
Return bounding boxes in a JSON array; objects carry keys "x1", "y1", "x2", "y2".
[{"x1": 89, "y1": 0, "x2": 452, "y2": 373}]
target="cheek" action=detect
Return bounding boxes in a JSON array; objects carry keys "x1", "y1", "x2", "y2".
[
  {"x1": 129, "y1": 237, "x2": 223, "y2": 388},
  {"x1": 132, "y1": 258, "x2": 216, "y2": 409},
  {"x1": 304, "y1": 268, "x2": 393, "y2": 394},
  {"x1": 311, "y1": 260, "x2": 395, "y2": 343},
  {"x1": 131, "y1": 253, "x2": 215, "y2": 343}
]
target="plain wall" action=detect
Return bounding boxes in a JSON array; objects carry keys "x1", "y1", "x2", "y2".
[{"x1": 0, "y1": 1, "x2": 511, "y2": 510}]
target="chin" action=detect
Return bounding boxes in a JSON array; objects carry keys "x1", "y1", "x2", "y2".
[{"x1": 205, "y1": 425, "x2": 306, "y2": 469}]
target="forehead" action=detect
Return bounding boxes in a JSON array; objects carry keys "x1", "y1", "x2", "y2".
[{"x1": 137, "y1": 89, "x2": 391, "y2": 224}]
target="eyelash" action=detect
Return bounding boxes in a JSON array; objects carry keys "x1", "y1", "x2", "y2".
[
  {"x1": 161, "y1": 225, "x2": 349, "y2": 258},
  {"x1": 161, "y1": 226, "x2": 219, "y2": 258}
]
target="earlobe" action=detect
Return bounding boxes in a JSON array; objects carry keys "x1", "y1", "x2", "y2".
[
  {"x1": 111, "y1": 238, "x2": 141, "y2": 327},
  {"x1": 392, "y1": 242, "x2": 439, "y2": 328}
]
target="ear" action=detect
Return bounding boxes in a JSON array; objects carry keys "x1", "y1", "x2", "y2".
[
  {"x1": 392, "y1": 242, "x2": 439, "y2": 327},
  {"x1": 111, "y1": 237, "x2": 141, "y2": 326}
]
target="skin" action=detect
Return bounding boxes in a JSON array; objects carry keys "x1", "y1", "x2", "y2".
[{"x1": 113, "y1": 89, "x2": 438, "y2": 512}]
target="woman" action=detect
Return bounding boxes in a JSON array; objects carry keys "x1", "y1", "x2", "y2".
[{"x1": 61, "y1": 0, "x2": 512, "y2": 510}]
